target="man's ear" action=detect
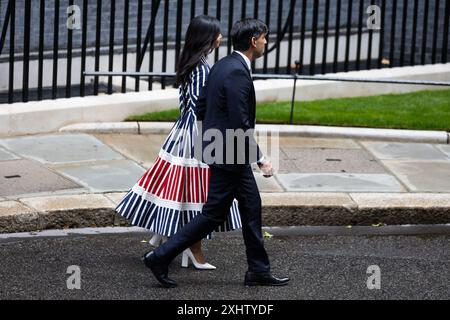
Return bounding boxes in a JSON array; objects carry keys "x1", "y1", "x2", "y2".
[{"x1": 251, "y1": 37, "x2": 257, "y2": 48}]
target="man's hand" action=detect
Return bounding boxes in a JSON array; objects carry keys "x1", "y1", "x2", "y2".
[{"x1": 258, "y1": 159, "x2": 274, "y2": 178}]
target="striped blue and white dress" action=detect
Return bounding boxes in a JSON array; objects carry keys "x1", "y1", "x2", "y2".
[{"x1": 115, "y1": 56, "x2": 242, "y2": 237}]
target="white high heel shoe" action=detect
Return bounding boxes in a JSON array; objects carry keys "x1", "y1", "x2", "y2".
[
  {"x1": 181, "y1": 248, "x2": 216, "y2": 270},
  {"x1": 149, "y1": 234, "x2": 167, "y2": 247}
]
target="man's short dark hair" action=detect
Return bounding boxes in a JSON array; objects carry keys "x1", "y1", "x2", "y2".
[{"x1": 230, "y1": 18, "x2": 268, "y2": 52}]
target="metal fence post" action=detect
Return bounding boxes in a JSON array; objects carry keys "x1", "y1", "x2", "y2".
[{"x1": 289, "y1": 61, "x2": 301, "y2": 125}]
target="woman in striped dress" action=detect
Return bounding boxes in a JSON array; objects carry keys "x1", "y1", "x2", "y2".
[{"x1": 115, "y1": 16, "x2": 241, "y2": 270}]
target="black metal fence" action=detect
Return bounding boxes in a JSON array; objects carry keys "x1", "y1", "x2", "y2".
[{"x1": 0, "y1": 0, "x2": 449, "y2": 104}]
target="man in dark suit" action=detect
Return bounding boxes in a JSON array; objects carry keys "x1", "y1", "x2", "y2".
[{"x1": 142, "y1": 18, "x2": 289, "y2": 288}]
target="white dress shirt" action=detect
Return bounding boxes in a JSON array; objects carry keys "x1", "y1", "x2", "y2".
[
  {"x1": 233, "y1": 51, "x2": 266, "y2": 165},
  {"x1": 234, "y1": 51, "x2": 252, "y2": 74}
]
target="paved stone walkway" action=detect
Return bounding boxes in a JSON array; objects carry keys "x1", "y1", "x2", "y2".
[{"x1": 0, "y1": 132, "x2": 449, "y2": 232}]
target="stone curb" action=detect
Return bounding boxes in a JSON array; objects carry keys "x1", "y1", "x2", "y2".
[
  {"x1": 1, "y1": 192, "x2": 449, "y2": 233},
  {"x1": 59, "y1": 122, "x2": 450, "y2": 144}
]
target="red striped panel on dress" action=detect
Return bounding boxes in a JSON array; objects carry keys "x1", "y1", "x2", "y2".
[
  {"x1": 201, "y1": 167, "x2": 207, "y2": 202},
  {"x1": 161, "y1": 164, "x2": 174, "y2": 199},
  {"x1": 156, "y1": 162, "x2": 176, "y2": 198},
  {"x1": 194, "y1": 167, "x2": 200, "y2": 203},
  {"x1": 187, "y1": 167, "x2": 192, "y2": 203},
  {"x1": 178, "y1": 165, "x2": 185, "y2": 203},
  {"x1": 149, "y1": 160, "x2": 171, "y2": 195},
  {"x1": 191, "y1": 167, "x2": 196, "y2": 203},
  {"x1": 136, "y1": 156, "x2": 213, "y2": 204},
  {"x1": 141, "y1": 157, "x2": 164, "y2": 189},
  {"x1": 167, "y1": 165, "x2": 178, "y2": 200},
  {"x1": 186, "y1": 166, "x2": 191, "y2": 203},
  {"x1": 138, "y1": 157, "x2": 161, "y2": 187},
  {"x1": 170, "y1": 165, "x2": 181, "y2": 201}
]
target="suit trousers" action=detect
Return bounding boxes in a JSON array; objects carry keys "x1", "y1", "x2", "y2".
[{"x1": 153, "y1": 165, "x2": 270, "y2": 273}]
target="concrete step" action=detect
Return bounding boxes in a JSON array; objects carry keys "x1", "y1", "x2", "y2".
[{"x1": 1, "y1": 192, "x2": 449, "y2": 233}]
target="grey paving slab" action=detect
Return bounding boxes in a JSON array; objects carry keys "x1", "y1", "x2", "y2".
[
  {"x1": 0, "y1": 134, "x2": 124, "y2": 165},
  {"x1": 279, "y1": 148, "x2": 387, "y2": 173},
  {"x1": 253, "y1": 173, "x2": 284, "y2": 192},
  {"x1": 140, "y1": 161, "x2": 155, "y2": 170},
  {"x1": 0, "y1": 146, "x2": 20, "y2": 161},
  {"x1": 382, "y1": 161, "x2": 450, "y2": 192},
  {"x1": 278, "y1": 137, "x2": 361, "y2": 149},
  {"x1": 94, "y1": 134, "x2": 166, "y2": 166},
  {"x1": 104, "y1": 192, "x2": 128, "y2": 205},
  {"x1": 277, "y1": 173, "x2": 405, "y2": 192},
  {"x1": 20, "y1": 194, "x2": 115, "y2": 212},
  {"x1": 360, "y1": 141, "x2": 450, "y2": 161},
  {"x1": 0, "y1": 160, "x2": 81, "y2": 197},
  {"x1": 55, "y1": 160, "x2": 146, "y2": 193},
  {"x1": 276, "y1": 159, "x2": 302, "y2": 173},
  {"x1": 435, "y1": 145, "x2": 450, "y2": 159}
]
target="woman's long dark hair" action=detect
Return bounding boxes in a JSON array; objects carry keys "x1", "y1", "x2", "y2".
[{"x1": 176, "y1": 15, "x2": 221, "y2": 86}]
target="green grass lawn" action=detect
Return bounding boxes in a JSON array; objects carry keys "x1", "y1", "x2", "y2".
[{"x1": 126, "y1": 88, "x2": 450, "y2": 131}]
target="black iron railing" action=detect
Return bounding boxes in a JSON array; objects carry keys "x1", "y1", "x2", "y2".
[{"x1": 0, "y1": 0, "x2": 449, "y2": 104}]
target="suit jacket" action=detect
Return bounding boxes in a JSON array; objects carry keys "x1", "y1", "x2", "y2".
[{"x1": 195, "y1": 52, "x2": 262, "y2": 172}]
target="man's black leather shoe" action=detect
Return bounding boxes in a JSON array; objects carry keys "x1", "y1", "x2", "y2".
[
  {"x1": 244, "y1": 271, "x2": 289, "y2": 286},
  {"x1": 142, "y1": 251, "x2": 177, "y2": 288}
]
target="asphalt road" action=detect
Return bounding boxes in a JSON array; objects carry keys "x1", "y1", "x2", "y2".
[{"x1": 0, "y1": 228, "x2": 448, "y2": 300}]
